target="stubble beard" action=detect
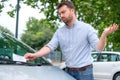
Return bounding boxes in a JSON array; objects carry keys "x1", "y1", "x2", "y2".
[{"x1": 62, "y1": 15, "x2": 73, "y2": 26}]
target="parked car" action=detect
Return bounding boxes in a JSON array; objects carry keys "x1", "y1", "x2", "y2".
[
  {"x1": 92, "y1": 51, "x2": 120, "y2": 80},
  {"x1": 59, "y1": 51, "x2": 120, "y2": 80},
  {"x1": 0, "y1": 31, "x2": 76, "y2": 80}
]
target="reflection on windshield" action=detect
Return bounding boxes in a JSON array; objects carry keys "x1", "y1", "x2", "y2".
[{"x1": 0, "y1": 32, "x2": 51, "y2": 65}]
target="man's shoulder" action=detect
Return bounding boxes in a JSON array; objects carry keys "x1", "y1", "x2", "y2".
[
  {"x1": 54, "y1": 26, "x2": 66, "y2": 34},
  {"x1": 57, "y1": 25, "x2": 66, "y2": 31},
  {"x1": 78, "y1": 21, "x2": 92, "y2": 27}
]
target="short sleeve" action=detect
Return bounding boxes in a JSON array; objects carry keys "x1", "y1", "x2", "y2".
[
  {"x1": 87, "y1": 26, "x2": 101, "y2": 52},
  {"x1": 46, "y1": 31, "x2": 59, "y2": 52}
]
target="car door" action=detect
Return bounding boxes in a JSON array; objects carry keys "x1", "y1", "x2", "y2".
[{"x1": 93, "y1": 52, "x2": 118, "y2": 80}]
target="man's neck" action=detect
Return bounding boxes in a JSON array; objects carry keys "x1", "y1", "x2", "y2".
[{"x1": 66, "y1": 17, "x2": 76, "y2": 27}]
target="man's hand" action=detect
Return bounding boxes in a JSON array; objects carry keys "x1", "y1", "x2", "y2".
[
  {"x1": 24, "y1": 53, "x2": 36, "y2": 61},
  {"x1": 97, "y1": 24, "x2": 118, "y2": 51},
  {"x1": 103, "y1": 24, "x2": 118, "y2": 36}
]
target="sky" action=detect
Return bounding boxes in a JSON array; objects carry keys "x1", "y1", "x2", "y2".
[{"x1": 0, "y1": 1, "x2": 45, "y2": 38}]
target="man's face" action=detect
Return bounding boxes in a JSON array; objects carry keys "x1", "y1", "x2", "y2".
[{"x1": 58, "y1": 5, "x2": 74, "y2": 24}]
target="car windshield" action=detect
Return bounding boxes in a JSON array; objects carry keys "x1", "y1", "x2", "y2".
[{"x1": 0, "y1": 31, "x2": 51, "y2": 65}]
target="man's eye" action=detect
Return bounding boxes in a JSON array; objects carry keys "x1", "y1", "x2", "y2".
[{"x1": 62, "y1": 11, "x2": 65, "y2": 14}]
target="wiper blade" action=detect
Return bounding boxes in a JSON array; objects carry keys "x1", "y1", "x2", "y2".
[{"x1": 0, "y1": 58, "x2": 41, "y2": 66}]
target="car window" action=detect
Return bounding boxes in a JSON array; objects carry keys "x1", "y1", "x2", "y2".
[
  {"x1": 99, "y1": 53, "x2": 118, "y2": 62},
  {"x1": 116, "y1": 55, "x2": 120, "y2": 61},
  {"x1": 100, "y1": 54, "x2": 108, "y2": 62},
  {"x1": 92, "y1": 52, "x2": 119, "y2": 62},
  {"x1": 0, "y1": 32, "x2": 51, "y2": 65},
  {"x1": 110, "y1": 54, "x2": 117, "y2": 61},
  {"x1": 92, "y1": 53, "x2": 99, "y2": 62},
  {"x1": 0, "y1": 34, "x2": 30, "y2": 59}
]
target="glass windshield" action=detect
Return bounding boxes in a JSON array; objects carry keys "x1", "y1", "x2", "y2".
[{"x1": 0, "y1": 31, "x2": 51, "y2": 65}]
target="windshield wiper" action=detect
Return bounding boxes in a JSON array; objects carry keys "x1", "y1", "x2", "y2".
[{"x1": 0, "y1": 57, "x2": 41, "y2": 66}]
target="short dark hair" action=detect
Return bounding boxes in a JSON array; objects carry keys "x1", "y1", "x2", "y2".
[{"x1": 57, "y1": 1, "x2": 75, "y2": 10}]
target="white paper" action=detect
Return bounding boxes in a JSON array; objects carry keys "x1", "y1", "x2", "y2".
[{"x1": 13, "y1": 53, "x2": 26, "y2": 62}]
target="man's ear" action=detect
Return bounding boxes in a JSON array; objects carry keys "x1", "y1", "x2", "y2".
[{"x1": 71, "y1": 9, "x2": 75, "y2": 14}]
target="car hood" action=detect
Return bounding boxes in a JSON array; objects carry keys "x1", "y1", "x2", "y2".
[{"x1": 0, "y1": 65, "x2": 76, "y2": 80}]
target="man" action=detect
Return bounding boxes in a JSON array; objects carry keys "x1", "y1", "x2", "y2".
[{"x1": 24, "y1": 1, "x2": 118, "y2": 80}]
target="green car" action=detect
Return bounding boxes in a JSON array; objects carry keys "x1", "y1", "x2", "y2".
[{"x1": 0, "y1": 31, "x2": 76, "y2": 80}]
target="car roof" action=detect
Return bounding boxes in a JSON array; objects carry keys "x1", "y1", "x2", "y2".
[{"x1": 92, "y1": 51, "x2": 120, "y2": 55}]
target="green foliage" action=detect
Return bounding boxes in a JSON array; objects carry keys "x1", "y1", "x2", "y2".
[
  {"x1": 0, "y1": 0, "x2": 5, "y2": 13},
  {"x1": 21, "y1": 17, "x2": 57, "y2": 50},
  {"x1": 1, "y1": 0, "x2": 120, "y2": 51},
  {"x1": 0, "y1": 25, "x2": 13, "y2": 36}
]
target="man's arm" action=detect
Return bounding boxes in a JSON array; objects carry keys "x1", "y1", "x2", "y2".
[
  {"x1": 97, "y1": 24, "x2": 118, "y2": 51},
  {"x1": 24, "y1": 46, "x2": 51, "y2": 61},
  {"x1": 24, "y1": 30, "x2": 59, "y2": 61}
]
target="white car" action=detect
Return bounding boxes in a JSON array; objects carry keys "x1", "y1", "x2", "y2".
[
  {"x1": 92, "y1": 51, "x2": 120, "y2": 80},
  {"x1": 59, "y1": 51, "x2": 120, "y2": 80}
]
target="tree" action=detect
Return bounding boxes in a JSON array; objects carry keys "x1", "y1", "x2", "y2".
[
  {"x1": 1, "y1": 0, "x2": 120, "y2": 51},
  {"x1": 0, "y1": 25, "x2": 13, "y2": 35},
  {"x1": 21, "y1": 17, "x2": 57, "y2": 50}
]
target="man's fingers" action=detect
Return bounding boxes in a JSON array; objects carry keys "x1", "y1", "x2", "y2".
[
  {"x1": 24, "y1": 53, "x2": 33, "y2": 59},
  {"x1": 109, "y1": 24, "x2": 118, "y2": 32}
]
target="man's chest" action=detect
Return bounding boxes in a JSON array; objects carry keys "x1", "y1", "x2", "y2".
[{"x1": 58, "y1": 29, "x2": 88, "y2": 47}]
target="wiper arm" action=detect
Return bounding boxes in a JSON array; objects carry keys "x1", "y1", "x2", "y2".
[{"x1": 0, "y1": 58, "x2": 41, "y2": 66}]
